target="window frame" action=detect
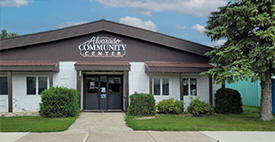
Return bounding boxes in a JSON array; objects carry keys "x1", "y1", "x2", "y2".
[
  {"x1": 182, "y1": 78, "x2": 197, "y2": 96},
  {"x1": 26, "y1": 75, "x2": 49, "y2": 95},
  {"x1": 0, "y1": 75, "x2": 8, "y2": 95},
  {"x1": 152, "y1": 77, "x2": 169, "y2": 96}
]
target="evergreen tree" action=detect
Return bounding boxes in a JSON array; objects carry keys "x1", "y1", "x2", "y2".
[{"x1": 204, "y1": 0, "x2": 275, "y2": 120}]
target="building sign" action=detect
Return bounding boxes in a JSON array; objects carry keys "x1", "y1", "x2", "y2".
[{"x1": 78, "y1": 36, "x2": 126, "y2": 57}]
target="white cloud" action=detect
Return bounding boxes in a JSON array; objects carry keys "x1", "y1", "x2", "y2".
[
  {"x1": 0, "y1": 0, "x2": 32, "y2": 7},
  {"x1": 176, "y1": 24, "x2": 186, "y2": 30},
  {"x1": 191, "y1": 24, "x2": 206, "y2": 34},
  {"x1": 119, "y1": 16, "x2": 157, "y2": 32},
  {"x1": 94, "y1": 0, "x2": 229, "y2": 17},
  {"x1": 57, "y1": 21, "x2": 88, "y2": 29},
  {"x1": 209, "y1": 39, "x2": 226, "y2": 47}
]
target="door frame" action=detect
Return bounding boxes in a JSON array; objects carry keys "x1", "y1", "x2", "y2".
[{"x1": 82, "y1": 73, "x2": 125, "y2": 111}]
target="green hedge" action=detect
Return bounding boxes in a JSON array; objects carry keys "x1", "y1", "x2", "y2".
[
  {"x1": 187, "y1": 98, "x2": 213, "y2": 116},
  {"x1": 127, "y1": 93, "x2": 156, "y2": 116},
  {"x1": 39, "y1": 87, "x2": 79, "y2": 118},
  {"x1": 215, "y1": 88, "x2": 243, "y2": 114},
  {"x1": 156, "y1": 98, "x2": 183, "y2": 114}
]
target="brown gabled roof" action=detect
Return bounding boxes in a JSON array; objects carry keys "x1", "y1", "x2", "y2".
[{"x1": 0, "y1": 19, "x2": 213, "y2": 57}]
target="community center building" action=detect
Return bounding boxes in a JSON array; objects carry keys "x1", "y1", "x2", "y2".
[{"x1": 0, "y1": 20, "x2": 220, "y2": 112}]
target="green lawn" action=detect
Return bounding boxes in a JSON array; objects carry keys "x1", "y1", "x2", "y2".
[
  {"x1": 125, "y1": 106, "x2": 275, "y2": 131},
  {"x1": 0, "y1": 116, "x2": 77, "y2": 132}
]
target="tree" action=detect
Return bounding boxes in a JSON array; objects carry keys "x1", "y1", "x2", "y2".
[
  {"x1": 204, "y1": 0, "x2": 275, "y2": 120},
  {"x1": 0, "y1": 29, "x2": 18, "y2": 39}
]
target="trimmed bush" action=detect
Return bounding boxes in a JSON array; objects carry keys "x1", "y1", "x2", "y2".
[
  {"x1": 39, "y1": 87, "x2": 79, "y2": 118},
  {"x1": 215, "y1": 88, "x2": 243, "y2": 114},
  {"x1": 187, "y1": 98, "x2": 213, "y2": 116},
  {"x1": 127, "y1": 93, "x2": 156, "y2": 116},
  {"x1": 156, "y1": 98, "x2": 184, "y2": 114}
]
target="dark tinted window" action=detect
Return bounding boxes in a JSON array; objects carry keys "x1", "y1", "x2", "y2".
[
  {"x1": 190, "y1": 78, "x2": 197, "y2": 96},
  {"x1": 183, "y1": 79, "x2": 189, "y2": 96},
  {"x1": 109, "y1": 77, "x2": 121, "y2": 93},
  {"x1": 27, "y1": 77, "x2": 36, "y2": 95},
  {"x1": 0, "y1": 77, "x2": 8, "y2": 95},
  {"x1": 38, "y1": 77, "x2": 48, "y2": 94},
  {"x1": 153, "y1": 78, "x2": 160, "y2": 95},
  {"x1": 162, "y1": 78, "x2": 169, "y2": 95}
]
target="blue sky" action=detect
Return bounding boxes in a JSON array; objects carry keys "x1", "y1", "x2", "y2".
[{"x1": 0, "y1": 0, "x2": 229, "y2": 47}]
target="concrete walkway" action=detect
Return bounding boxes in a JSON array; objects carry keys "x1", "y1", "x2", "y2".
[
  {"x1": 71, "y1": 112, "x2": 216, "y2": 142},
  {"x1": 202, "y1": 131, "x2": 275, "y2": 142},
  {"x1": 5, "y1": 112, "x2": 215, "y2": 142},
  {"x1": 0, "y1": 133, "x2": 28, "y2": 142},
  {"x1": 16, "y1": 132, "x2": 88, "y2": 142}
]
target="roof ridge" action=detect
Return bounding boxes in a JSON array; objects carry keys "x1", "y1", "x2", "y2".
[
  {"x1": 103, "y1": 20, "x2": 213, "y2": 50},
  {"x1": 0, "y1": 19, "x2": 105, "y2": 41}
]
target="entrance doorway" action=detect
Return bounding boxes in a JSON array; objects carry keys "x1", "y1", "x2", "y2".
[{"x1": 83, "y1": 75, "x2": 123, "y2": 111}]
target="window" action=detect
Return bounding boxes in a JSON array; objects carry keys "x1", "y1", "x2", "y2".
[
  {"x1": 0, "y1": 77, "x2": 8, "y2": 95},
  {"x1": 162, "y1": 78, "x2": 169, "y2": 96},
  {"x1": 27, "y1": 77, "x2": 36, "y2": 95},
  {"x1": 153, "y1": 78, "x2": 160, "y2": 95},
  {"x1": 183, "y1": 78, "x2": 189, "y2": 96},
  {"x1": 108, "y1": 77, "x2": 121, "y2": 93},
  {"x1": 38, "y1": 77, "x2": 48, "y2": 94},
  {"x1": 190, "y1": 78, "x2": 197, "y2": 96},
  {"x1": 27, "y1": 76, "x2": 48, "y2": 95},
  {"x1": 183, "y1": 78, "x2": 197, "y2": 96},
  {"x1": 153, "y1": 78, "x2": 169, "y2": 96}
]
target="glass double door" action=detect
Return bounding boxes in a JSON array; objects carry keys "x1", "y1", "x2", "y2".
[{"x1": 84, "y1": 75, "x2": 123, "y2": 111}]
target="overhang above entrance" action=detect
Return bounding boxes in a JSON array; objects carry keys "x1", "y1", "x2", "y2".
[
  {"x1": 75, "y1": 61, "x2": 130, "y2": 71},
  {"x1": 0, "y1": 60, "x2": 59, "y2": 72},
  {"x1": 145, "y1": 61, "x2": 212, "y2": 73}
]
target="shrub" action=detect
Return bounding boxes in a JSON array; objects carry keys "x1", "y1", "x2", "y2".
[
  {"x1": 39, "y1": 87, "x2": 79, "y2": 118},
  {"x1": 187, "y1": 98, "x2": 213, "y2": 116},
  {"x1": 156, "y1": 98, "x2": 184, "y2": 114},
  {"x1": 215, "y1": 88, "x2": 243, "y2": 114},
  {"x1": 127, "y1": 92, "x2": 156, "y2": 116}
]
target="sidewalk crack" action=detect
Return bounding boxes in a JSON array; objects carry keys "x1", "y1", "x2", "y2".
[{"x1": 147, "y1": 131, "x2": 158, "y2": 142}]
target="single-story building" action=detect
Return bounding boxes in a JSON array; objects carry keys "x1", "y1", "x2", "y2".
[{"x1": 0, "y1": 19, "x2": 220, "y2": 112}]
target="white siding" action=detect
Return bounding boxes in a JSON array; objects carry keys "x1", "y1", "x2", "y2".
[
  {"x1": 0, "y1": 95, "x2": 8, "y2": 112},
  {"x1": 8, "y1": 62, "x2": 77, "y2": 112},
  {"x1": 129, "y1": 62, "x2": 149, "y2": 95},
  {"x1": 182, "y1": 73, "x2": 210, "y2": 109},
  {"x1": 152, "y1": 74, "x2": 180, "y2": 103},
  {"x1": 128, "y1": 63, "x2": 212, "y2": 108},
  {"x1": 53, "y1": 61, "x2": 77, "y2": 89},
  {"x1": 12, "y1": 72, "x2": 49, "y2": 112},
  {"x1": 128, "y1": 63, "x2": 180, "y2": 104}
]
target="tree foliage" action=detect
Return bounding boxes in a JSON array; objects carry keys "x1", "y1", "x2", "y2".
[
  {"x1": 0, "y1": 29, "x2": 18, "y2": 39},
  {"x1": 203, "y1": 0, "x2": 274, "y2": 120},
  {"x1": 203, "y1": 0, "x2": 275, "y2": 83}
]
